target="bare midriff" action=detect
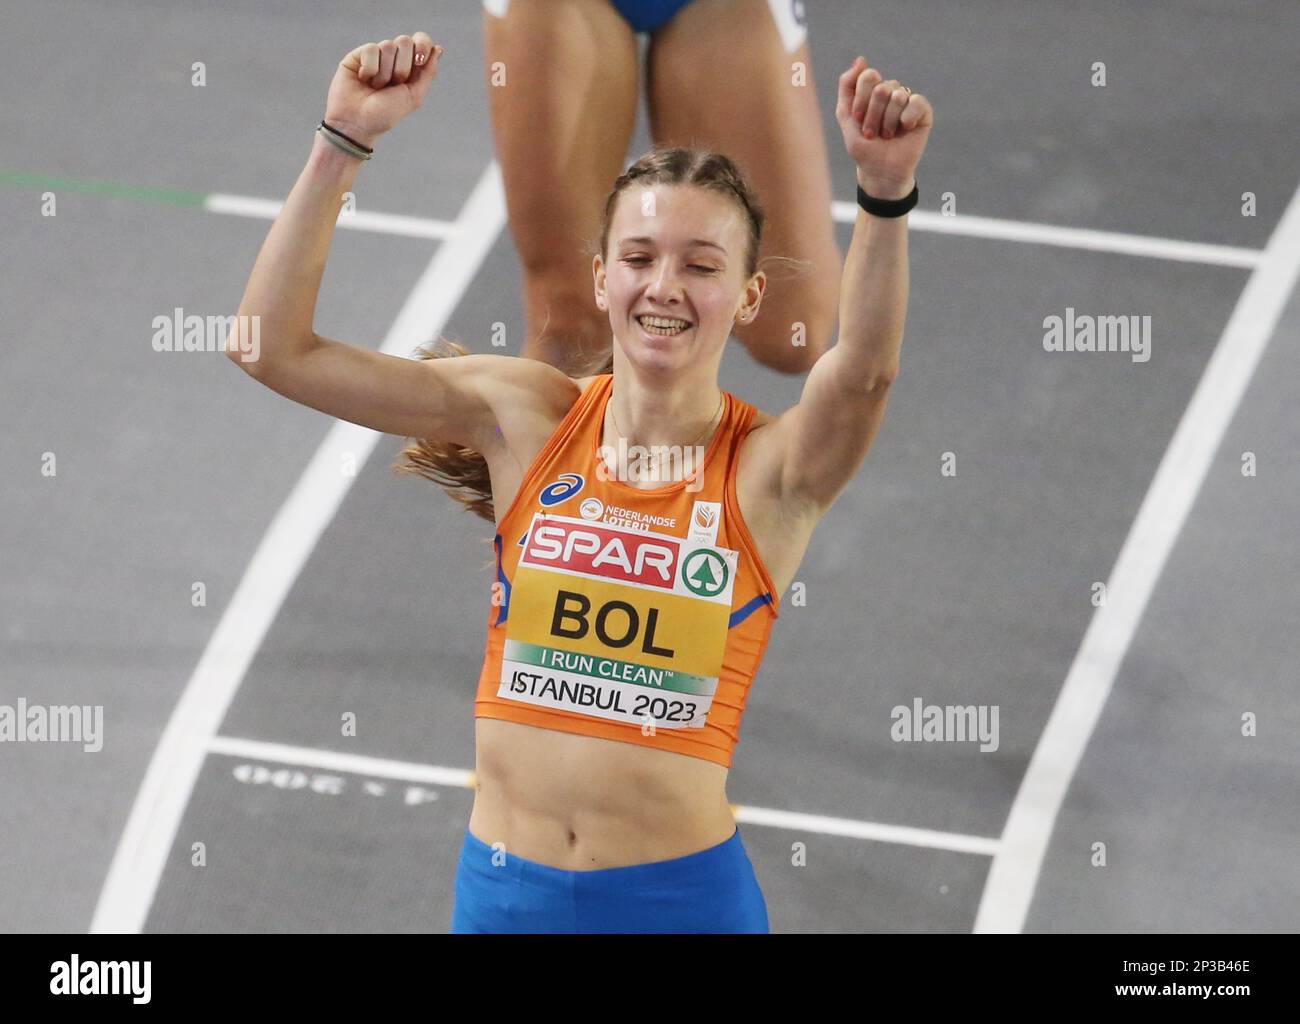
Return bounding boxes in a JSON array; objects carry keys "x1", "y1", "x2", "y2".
[{"x1": 468, "y1": 718, "x2": 737, "y2": 870}]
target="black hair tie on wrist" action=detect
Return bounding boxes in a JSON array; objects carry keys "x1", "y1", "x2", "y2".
[
  {"x1": 319, "y1": 119, "x2": 375, "y2": 155},
  {"x1": 856, "y1": 181, "x2": 918, "y2": 218}
]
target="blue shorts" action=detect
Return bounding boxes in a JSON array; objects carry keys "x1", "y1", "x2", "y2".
[
  {"x1": 608, "y1": 0, "x2": 695, "y2": 33},
  {"x1": 483, "y1": 0, "x2": 695, "y2": 34},
  {"x1": 451, "y1": 826, "x2": 770, "y2": 933},
  {"x1": 483, "y1": 0, "x2": 808, "y2": 52}
]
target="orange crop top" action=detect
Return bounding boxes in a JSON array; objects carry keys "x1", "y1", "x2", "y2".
[{"x1": 473, "y1": 373, "x2": 781, "y2": 768}]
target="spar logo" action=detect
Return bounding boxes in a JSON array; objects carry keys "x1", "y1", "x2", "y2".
[
  {"x1": 681, "y1": 548, "x2": 728, "y2": 597},
  {"x1": 539, "y1": 473, "x2": 585, "y2": 507},
  {"x1": 524, "y1": 519, "x2": 678, "y2": 589}
]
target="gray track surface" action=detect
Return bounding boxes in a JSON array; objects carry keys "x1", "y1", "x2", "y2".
[{"x1": 1, "y1": 0, "x2": 1297, "y2": 933}]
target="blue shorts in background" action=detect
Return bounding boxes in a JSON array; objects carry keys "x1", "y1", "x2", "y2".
[
  {"x1": 483, "y1": 0, "x2": 808, "y2": 53},
  {"x1": 608, "y1": 0, "x2": 696, "y2": 33},
  {"x1": 451, "y1": 826, "x2": 770, "y2": 934}
]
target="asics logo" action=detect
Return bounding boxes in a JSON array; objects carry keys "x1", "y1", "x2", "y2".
[{"x1": 539, "y1": 473, "x2": 585, "y2": 506}]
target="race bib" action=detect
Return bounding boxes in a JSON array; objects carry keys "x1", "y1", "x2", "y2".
[{"x1": 499, "y1": 512, "x2": 738, "y2": 730}]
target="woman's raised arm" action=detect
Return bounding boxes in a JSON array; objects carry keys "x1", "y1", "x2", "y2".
[
  {"x1": 748, "y1": 56, "x2": 934, "y2": 515},
  {"x1": 224, "y1": 32, "x2": 546, "y2": 449}
]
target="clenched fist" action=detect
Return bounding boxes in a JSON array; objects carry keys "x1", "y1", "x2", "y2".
[
  {"x1": 836, "y1": 56, "x2": 933, "y2": 199},
  {"x1": 323, "y1": 32, "x2": 442, "y2": 150}
]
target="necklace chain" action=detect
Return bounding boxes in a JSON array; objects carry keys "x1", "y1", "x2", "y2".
[{"x1": 608, "y1": 389, "x2": 725, "y2": 461}]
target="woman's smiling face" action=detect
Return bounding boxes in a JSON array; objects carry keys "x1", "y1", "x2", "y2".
[{"x1": 595, "y1": 183, "x2": 761, "y2": 372}]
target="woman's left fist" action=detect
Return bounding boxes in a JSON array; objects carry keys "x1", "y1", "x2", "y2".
[{"x1": 835, "y1": 56, "x2": 933, "y2": 198}]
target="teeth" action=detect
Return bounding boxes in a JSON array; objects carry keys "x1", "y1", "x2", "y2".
[{"x1": 638, "y1": 315, "x2": 690, "y2": 335}]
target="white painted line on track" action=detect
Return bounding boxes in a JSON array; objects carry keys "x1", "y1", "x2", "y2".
[
  {"x1": 91, "y1": 161, "x2": 507, "y2": 935},
  {"x1": 832, "y1": 202, "x2": 1262, "y2": 267},
  {"x1": 736, "y1": 805, "x2": 999, "y2": 856},
  {"x1": 206, "y1": 189, "x2": 1260, "y2": 267},
  {"x1": 206, "y1": 193, "x2": 458, "y2": 240},
  {"x1": 205, "y1": 736, "x2": 999, "y2": 855},
  {"x1": 207, "y1": 736, "x2": 475, "y2": 789},
  {"x1": 974, "y1": 183, "x2": 1300, "y2": 934}
]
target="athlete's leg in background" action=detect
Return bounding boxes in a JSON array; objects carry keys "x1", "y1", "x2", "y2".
[
  {"x1": 646, "y1": 0, "x2": 841, "y2": 374},
  {"x1": 483, "y1": 0, "x2": 641, "y2": 375}
]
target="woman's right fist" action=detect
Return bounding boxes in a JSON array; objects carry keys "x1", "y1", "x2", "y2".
[{"x1": 324, "y1": 32, "x2": 441, "y2": 149}]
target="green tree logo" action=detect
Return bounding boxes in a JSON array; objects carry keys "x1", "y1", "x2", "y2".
[{"x1": 682, "y1": 549, "x2": 728, "y2": 597}]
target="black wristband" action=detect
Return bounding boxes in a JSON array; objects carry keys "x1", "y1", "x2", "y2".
[
  {"x1": 856, "y1": 181, "x2": 918, "y2": 218},
  {"x1": 318, "y1": 119, "x2": 375, "y2": 155}
]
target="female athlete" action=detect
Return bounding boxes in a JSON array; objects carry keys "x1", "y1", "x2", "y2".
[
  {"x1": 482, "y1": 0, "x2": 842, "y2": 376},
  {"x1": 225, "y1": 31, "x2": 932, "y2": 933}
]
